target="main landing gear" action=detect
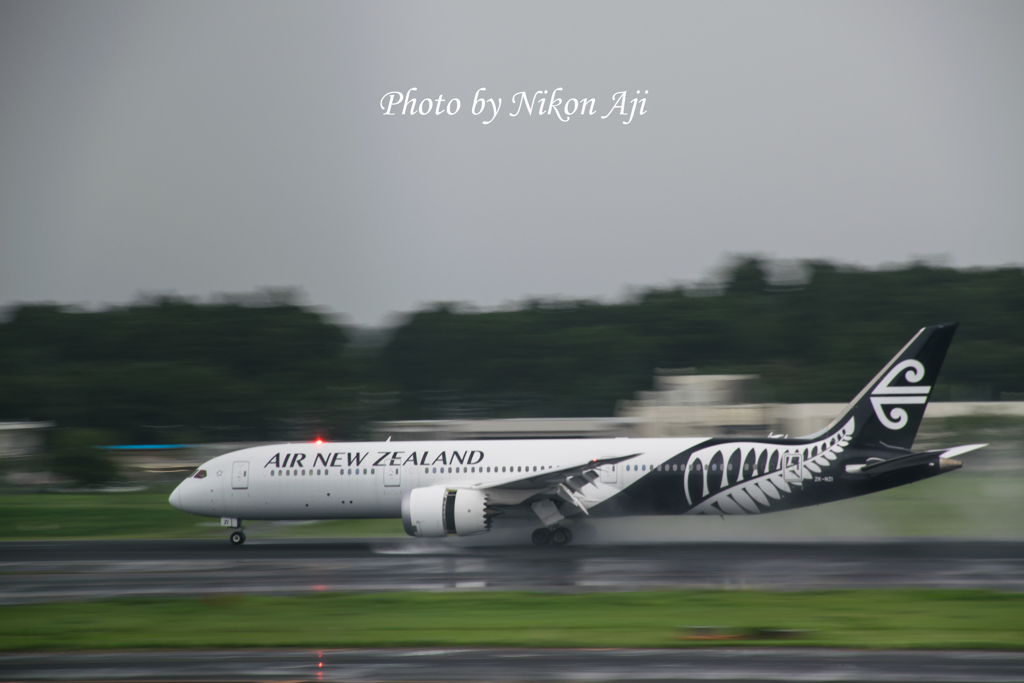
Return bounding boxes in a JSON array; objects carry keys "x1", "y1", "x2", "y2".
[
  {"x1": 230, "y1": 529, "x2": 246, "y2": 545},
  {"x1": 532, "y1": 526, "x2": 572, "y2": 547}
]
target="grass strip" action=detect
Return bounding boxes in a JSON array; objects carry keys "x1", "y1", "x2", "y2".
[
  {"x1": 2, "y1": 590, "x2": 1023, "y2": 651},
  {"x1": 0, "y1": 491, "x2": 404, "y2": 540}
]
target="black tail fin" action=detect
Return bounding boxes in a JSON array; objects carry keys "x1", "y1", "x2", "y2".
[{"x1": 809, "y1": 323, "x2": 958, "y2": 451}]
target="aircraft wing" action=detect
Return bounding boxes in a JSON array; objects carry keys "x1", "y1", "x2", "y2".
[
  {"x1": 468, "y1": 452, "x2": 642, "y2": 520},
  {"x1": 473, "y1": 452, "x2": 641, "y2": 490}
]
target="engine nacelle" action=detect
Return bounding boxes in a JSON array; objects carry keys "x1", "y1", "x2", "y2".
[{"x1": 402, "y1": 485, "x2": 492, "y2": 537}]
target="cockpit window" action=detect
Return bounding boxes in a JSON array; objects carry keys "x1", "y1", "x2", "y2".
[{"x1": 192, "y1": 469, "x2": 207, "y2": 479}]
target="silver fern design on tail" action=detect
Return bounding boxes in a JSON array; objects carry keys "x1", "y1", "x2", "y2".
[
  {"x1": 685, "y1": 419, "x2": 855, "y2": 515},
  {"x1": 869, "y1": 359, "x2": 932, "y2": 430}
]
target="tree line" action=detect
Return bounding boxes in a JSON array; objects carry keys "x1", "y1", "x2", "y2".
[{"x1": 1, "y1": 259, "x2": 1022, "y2": 447}]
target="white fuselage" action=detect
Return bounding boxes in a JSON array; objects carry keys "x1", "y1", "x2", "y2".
[{"x1": 169, "y1": 437, "x2": 706, "y2": 521}]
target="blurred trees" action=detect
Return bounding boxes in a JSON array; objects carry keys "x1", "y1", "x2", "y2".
[
  {"x1": 0, "y1": 296, "x2": 363, "y2": 443},
  {"x1": 0, "y1": 260, "x2": 1022, "y2": 443},
  {"x1": 49, "y1": 429, "x2": 118, "y2": 486},
  {"x1": 383, "y1": 259, "x2": 1024, "y2": 417}
]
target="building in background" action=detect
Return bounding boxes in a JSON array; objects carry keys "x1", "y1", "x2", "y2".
[
  {"x1": 101, "y1": 443, "x2": 275, "y2": 485},
  {"x1": 615, "y1": 371, "x2": 774, "y2": 437},
  {"x1": 0, "y1": 421, "x2": 52, "y2": 460},
  {"x1": 374, "y1": 372, "x2": 1024, "y2": 441},
  {"x1": 0, "y1": 421, "x2": 55, "y2": 487},
  {"x1": 371, "y1": 417, "x2": 636, "y2": 441}
]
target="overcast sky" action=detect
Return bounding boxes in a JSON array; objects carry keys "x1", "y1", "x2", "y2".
[{"x1": 1, "y1": 1, "x2": 1022, "y2": 325}]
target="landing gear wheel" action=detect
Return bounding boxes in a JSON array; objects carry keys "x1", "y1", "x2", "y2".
[
  {"x1": 550, "y1": 527, "x2": 572, "y2": 546},
  {"x1": 532, "y1": 528, "x2": 551, "y2": 546},
  {"x1": 230, "y1": 530, "x2": 246, "y2": 546}
]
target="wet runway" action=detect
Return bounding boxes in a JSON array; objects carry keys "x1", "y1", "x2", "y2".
[
  {"x1": 2, "y1": 538, "x2": 1023, "y2": 604},
  {"x1": 2, "y1": 647, "x2": 1024, "y2": 682}
]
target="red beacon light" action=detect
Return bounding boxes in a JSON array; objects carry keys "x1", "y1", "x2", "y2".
[{"x1": 314, "y1": 438, "x2": 324, "y2": 445}]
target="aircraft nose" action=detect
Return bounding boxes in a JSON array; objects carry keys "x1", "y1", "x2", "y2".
[{"x1": 169, "y1": 484, "x2": 183, "y2": 511}]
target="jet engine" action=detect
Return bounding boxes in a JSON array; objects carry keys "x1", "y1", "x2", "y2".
[{"x1": 402, "y1": 485, "x2": 494, "y2": 537}]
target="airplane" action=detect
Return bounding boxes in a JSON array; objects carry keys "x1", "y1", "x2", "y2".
[{"x1": 170, "y1": 322, "x2": 985, "y2": 546}]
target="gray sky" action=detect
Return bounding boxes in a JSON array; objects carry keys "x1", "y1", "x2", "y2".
[{"x1": 1, "y1": 1, "x2": 1022, "y2": 325}]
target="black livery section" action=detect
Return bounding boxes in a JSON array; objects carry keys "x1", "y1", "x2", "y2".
[{"x1": 589, "y1": 323, "x2": 965, "y2": 518}]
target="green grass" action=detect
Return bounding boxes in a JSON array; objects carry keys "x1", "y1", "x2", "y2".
[
  {"x1": 0, "y1": 491, "x2": 404, "y2": 540},
  {"x1": 1, "y1": 590, "x2": 1022, "y2": 651}
]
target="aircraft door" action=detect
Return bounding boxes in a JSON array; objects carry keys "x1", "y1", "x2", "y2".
[
  {"x1": 232, "y1": 461, "x2": 249, "y2": 490},
  {"x1": 385, "y1": 466, "x2": 401, "y2": 487},
  {"x1": 783, "y1": 453, "x2": 802, "y2": 483},
  {"x1": 600, "y1": 464, "x2": 617, "y2": 484}
]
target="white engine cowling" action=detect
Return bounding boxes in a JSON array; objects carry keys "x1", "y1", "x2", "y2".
[{"x1": 402, "y1": 485, "x2": 491, "y2": 537}]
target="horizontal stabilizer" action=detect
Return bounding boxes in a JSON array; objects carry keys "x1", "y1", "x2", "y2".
[
  {"x1": 846, "y1": 443, "x2": 986, "y2": 477},
  {"x1": 937, "y1": 443, "x2": 988, "y2": 459}
]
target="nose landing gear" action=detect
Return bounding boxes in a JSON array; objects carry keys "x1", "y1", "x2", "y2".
[
  {"x1": 222, "y1": 518, "x2": 245, "y2": 545},
  {"x1": 532, "y1": 526, "x2": 572, "y2": 546}
]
